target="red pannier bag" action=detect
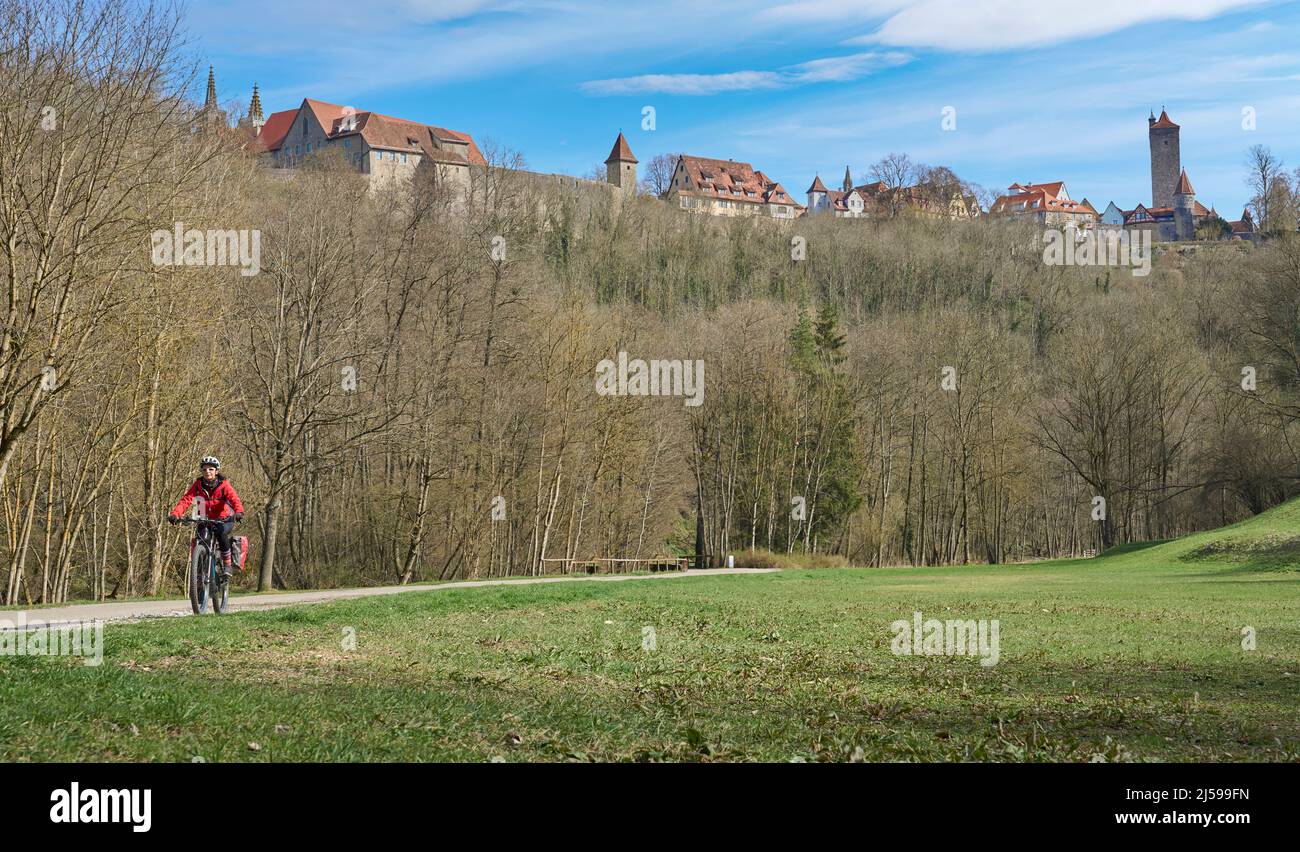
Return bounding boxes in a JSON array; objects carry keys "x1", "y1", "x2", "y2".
[{"x1": 231, "y1": 535, "x2": 250, "y2": 572}]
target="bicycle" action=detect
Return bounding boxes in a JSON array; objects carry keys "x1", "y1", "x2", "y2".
[{"x1": 177, "y1": 516, "x2": 239, "y2": 615}]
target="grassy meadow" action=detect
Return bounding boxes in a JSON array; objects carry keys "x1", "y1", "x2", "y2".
[{"x1": 1, "y1": 500, "x2": 1297, "y2": 762}]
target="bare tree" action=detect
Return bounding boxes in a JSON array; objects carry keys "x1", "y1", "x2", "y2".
[
  {"x1": 0, "y1": 0, "x2": 218, "y2": 489},
  {"x1": 868, "y1": 153, "x2": 916, "y2": 217},
  {"x1": 230, "y1": 162, "x2": 400, "y2": 590},
  {"x1": 639, "y1": 153, "x2": 679, "y2": 197},
  {"x1": 1245, "y1": 144, "x2": 1284, "y2": 233}
]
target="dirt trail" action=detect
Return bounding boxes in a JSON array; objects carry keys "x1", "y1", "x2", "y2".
[{"x1": 0, "y1": 568, "x2": 776, "y2": 629}]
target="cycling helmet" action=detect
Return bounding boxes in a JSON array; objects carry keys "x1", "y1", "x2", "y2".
[{"x1": 200, "y1": 455, "x2": 221, "y2": 470}]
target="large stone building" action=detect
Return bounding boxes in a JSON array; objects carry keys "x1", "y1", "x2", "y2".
[
  {"x1": 226, "y1": 78, "x2": 636, "y2": 207},
  {"x1": 665, "y1": 155, "x2": 802, "y2": 218},
  {"x1": 988, "y1": 181, "x2": 1097, "y2": 226},
  {"x1": 250, "y1": 96, "x2": 487, "y2": 192}
]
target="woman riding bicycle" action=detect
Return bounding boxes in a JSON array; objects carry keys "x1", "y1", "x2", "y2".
[{"x1": 168, "y1": 455, "x2": 244, "y2": 578}]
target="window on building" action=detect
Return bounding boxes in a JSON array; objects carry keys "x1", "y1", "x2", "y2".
[
  {"x1": 375, "y1": 151, "x2": 382, "y2": 160},
  {"x1": 401, "y1": 153, "x2": 408, "y2": 163},
  {"x1": 306, "y1": 143, "x2": 311, "y2": 153},
  {"x1": 343, "y1": 140, "x2": 350, "y2": 149}
]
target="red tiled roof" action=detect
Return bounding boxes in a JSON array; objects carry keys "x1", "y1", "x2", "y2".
[
  {"x1": 807, "y1": 175, "x2": 828, "y2": 194},
  {"x1": 1176, "y1": 169, "x2": 1195, "y2": 195},
  {"x1": 353, "y1": 113, "x2": 464, "y2": 164},
  {"x1": 824, "y1": 188, "x2": 868, "y2": 211},
  {"x1": 990, "y1": 181, "x2": 1093, "y2": 216},
  {"x1": 676, "y1": 155, "x2": 804, "y2": 209},
  {"x1": 429, "y1": 126, "x2": 486, "y2": 165},
  {"x1": 1125, "y1": 201, "x2": 1214, "y2": 220},
  {"x1": 1150, "y1": 109, "x2": 1179, "y2": 130},
  {"x1": 256, "y1": 109, "x2": 297, "y2": 152},
  {"x1": 1124, "y1": 204, "x2": 1155, "y2": 223},
  {"x1": 604, "y1": 132, "x2": 637, "y2": 164},
  {"x1": 263, "y1": 97, "x2": 485, "y2": 166},
  {"x1": 336, "y1": 112, "x2": 486, "y2": 165},
  {"x1": 1006, "y1": 181, "x2": 1066, "y2": 198},
  {"x1": 304, "y1": 98, "x2": 348, "y2": 136}
]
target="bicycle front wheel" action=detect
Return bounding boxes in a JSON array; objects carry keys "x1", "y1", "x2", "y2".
[{"x1": 189, "y1": 544, "x2": 210, "y2": 615}]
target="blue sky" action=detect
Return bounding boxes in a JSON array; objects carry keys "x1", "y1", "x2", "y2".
[{"x1": 191, "y1": 0, "x2": 1300, "y2": 214}]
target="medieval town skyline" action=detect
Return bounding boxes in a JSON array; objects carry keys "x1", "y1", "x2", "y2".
[{"x1": 195, "y1": 1, "x2": 1296, "y2": 216}]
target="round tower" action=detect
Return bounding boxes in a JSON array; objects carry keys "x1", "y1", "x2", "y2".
[
  {"x1": 1148, "y1": 108, "x2": 1180, "y2": 210},
  {"x1": 1173, "y1": 169, "x2": 1196, "y2": 241}
]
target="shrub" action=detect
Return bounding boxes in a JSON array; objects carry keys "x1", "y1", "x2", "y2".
[{"x1": 732, "y1": 549, "x2": 850, "y2": 570}]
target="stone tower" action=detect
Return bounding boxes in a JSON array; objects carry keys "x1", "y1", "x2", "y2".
[
  {"x1": 248, "y1": 83, "x2": 264, "y2": 133},
  {"x1": 1148, "y1": 108, "x2": 1180, "y2": 209},
  {"x1": 1173, "y1": 169, "x2": 1196, "y2": 241},
  {"x1": 605, "y1": 132, "x2": 638, "y2": 196},
  {"x1": 806, "y1": 175, "x2": 828, "y2": 212}
]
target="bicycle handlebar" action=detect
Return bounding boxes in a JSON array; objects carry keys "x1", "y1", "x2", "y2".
[{"x1": 175, "y1": 516, "x2": 240, "y2": 525}]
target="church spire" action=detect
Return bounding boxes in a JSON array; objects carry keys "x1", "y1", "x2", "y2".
[
  {"x1": 203, "y1": 65, "x2": 217, "y2": 113},
  {"x1": 249, "y1": 82, "x2": 264, "y2": 130},
  {"x1": 843, "y1": 165, "x2": 852, "y2": 193}
]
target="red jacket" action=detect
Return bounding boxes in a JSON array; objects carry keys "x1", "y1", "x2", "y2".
[{"x1": 171, "y1": 475, "x2": 244, "y2": 521}]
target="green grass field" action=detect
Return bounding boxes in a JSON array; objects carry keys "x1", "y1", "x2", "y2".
[{"x1": 2, "y1": 501, "x2": 1297, "y2": 762}]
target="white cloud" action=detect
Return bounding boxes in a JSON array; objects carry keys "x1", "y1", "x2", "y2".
[
  {"x1": 844, "y1": 0, "x2": 1270, "y2": 50},
  {"x1": 399, "y1": 0, "x2": 526, "y2": 23},
  {"x1": 581, "y1": 51, "x2": 912, "y2": 95},
  {"x1": 761, "y1": 0, "x2": 909, "y2": 23}
]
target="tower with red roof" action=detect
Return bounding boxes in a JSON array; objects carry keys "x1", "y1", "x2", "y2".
[
  {"x1": 605, "y1": 133, "x2": 638, "y2": 197},
  {"x1": 1174, "y1": 169, "x2": 1196, "y2": 241},
  {"x1": 1148, "y1": 108, "x2": 1180, "y2": 210}
]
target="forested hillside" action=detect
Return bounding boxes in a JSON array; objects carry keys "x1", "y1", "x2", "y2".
[{"x1": 3, "y1": 0, "x2": 1298, "y2": 604}]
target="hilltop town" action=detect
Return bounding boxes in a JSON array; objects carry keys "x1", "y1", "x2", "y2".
[{"x1": 212, "y1": 69, "x2": 1258, "y2": 243}]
